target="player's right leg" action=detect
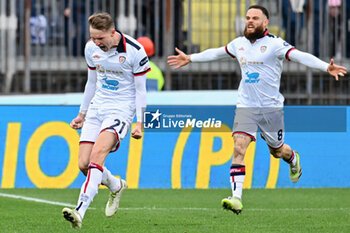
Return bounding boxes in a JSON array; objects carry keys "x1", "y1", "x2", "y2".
[
  {"x1": 62, "y1": 161, "x2": 104, "y2": 229},
  {"x1": 62, "y1": 129, "x2": 116, "y2": 228},
  {"x1": 62, "y1": 207, "x2": 82, "y2": 229},
  {"x1": 78, "y1": 143, "x2": 94, "y2": 176},
  {"x1": 222, "y1": 133, "x2": 253, "y2": 215}
]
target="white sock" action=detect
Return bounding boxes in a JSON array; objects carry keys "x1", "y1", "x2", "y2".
[
  {"x1": 291, "y1": 152, "x2": 297, "y2": 166},
  {"x1": 230, "y1": 164, "x2": 245, "y2": 199},
  {"x1": 101, "y1": 166, "x2": 121, "y2": 193},
  {"x1": 284, "y1": 151, "x2": 297, "y2": 166},
  {"x1": 75, "y1": 163, "x2": 103, "y2": 219}
]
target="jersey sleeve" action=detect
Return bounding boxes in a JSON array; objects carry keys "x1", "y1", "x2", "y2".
[
  {"x1": 288, "y1": 49, "x2": 329, "y2": 72},
  {"x1": 190, "y1": 47, "x2": 229, "y2": 62},
  {"x1": 225, "y1": 39, "x2": 238, "y2": 59},
  {"x1": 84, "y1": 41, "x2": 96, "y2": 70},
  {"x1": 274, "y1": 37, "x2": 295, "y2": 61},
  {"x1": 133, "y1": 47, "x2": 151, "y2": 77}
]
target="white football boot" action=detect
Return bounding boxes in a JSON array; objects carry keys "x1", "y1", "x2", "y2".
[
  {"x1": 105, "y1": 179, "x2": 128, "y2": 217},
  {"x1": 62, "y1": 207, "x2": 82, "y2": 229}
]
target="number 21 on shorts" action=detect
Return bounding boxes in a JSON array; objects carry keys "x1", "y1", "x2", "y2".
[{"x1": 111, "y1": 119, "x2": 126, "y2": 134}]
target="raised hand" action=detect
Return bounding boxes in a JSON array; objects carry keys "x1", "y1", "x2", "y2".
[
  {"x1": 167, "y1": 48, "x2": 191, "y2": 69},
  {"x1": 327, "y1": 58, "x2": 347, "y2": 81}
]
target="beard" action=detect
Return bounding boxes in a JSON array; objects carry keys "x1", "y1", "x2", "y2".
[{"x1": 244, "y1": 24, "x2": 265, "y2": 41}]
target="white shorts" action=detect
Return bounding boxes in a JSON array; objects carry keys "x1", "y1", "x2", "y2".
[
  {"x1": 80, "y1": 107, "x2": 133, "y2": 152},
  {"x1": 232, "y1": 108, "x2": 285, "y2": 149}
]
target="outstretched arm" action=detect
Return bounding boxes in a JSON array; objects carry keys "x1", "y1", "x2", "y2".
[
  {"x1": 167, "y1": 47, "x2": 229, "y2": 69},
  {"x1": 289, "y1": 49, "x2": 347, "y2": 81}
]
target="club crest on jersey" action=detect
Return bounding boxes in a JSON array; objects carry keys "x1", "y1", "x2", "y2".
[
  {"x1": 260, "y1": 46, "x2": 267, "y2": 53},
  {"x1": 119, "y1": 56, "x2": 126, "y2": 64}
]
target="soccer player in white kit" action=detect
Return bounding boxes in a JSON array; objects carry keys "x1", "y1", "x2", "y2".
[
  {"x1": 168, "y1": 5, "x2": 347, "y2": 214},
  {"x1": 62, "y1": 13, "x2": 150, "y2": 228}
]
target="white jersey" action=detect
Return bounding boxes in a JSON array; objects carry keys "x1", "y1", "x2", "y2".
[
  {"x1": 84, "y1": 31, "x2": 150, "y2": 112},
  {"x1": 225, "y1": 30, "x2": 294, "y2": 108}
]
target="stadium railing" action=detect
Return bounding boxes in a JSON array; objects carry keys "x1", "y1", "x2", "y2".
[{"x1": 0, "y1": 0, "x2": 349, "y2": 104}]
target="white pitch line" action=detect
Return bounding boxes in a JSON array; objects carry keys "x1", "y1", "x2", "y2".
[
  {"x1": 1, "y1": 193, "x2": 348, "y2": 212},
  {"x1": 119, "y1": 207, "x2": 350, "y2": 211},
  {"x1": 119, "y1": 207, "x2": 213, "y2": 211},
  {"x1": 0, "y1": 193, "x2": 95, "y2": 209}
]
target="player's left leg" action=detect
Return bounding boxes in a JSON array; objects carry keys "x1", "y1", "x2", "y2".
[
  {"x1": 78, "y1": 108, "x2": 100, "y2": 176},
  {"x1": 269, "y1": 145, "x2": 302, "y2": 183},
  {"x1": 62, "y1": 131, "x2": 116, "y2": 228},
  {"x1": 260, "y1": 109, "x2": 302, "y2": 183},
  {"x1": 103, "y1": 152, "x2": 128, "y2": 217},
  {"x1": 105, "y1": 178, "x2": 128, "y2": 216},
  {"x1": 100, "y1": 113, "x2": 132, "y2": 217}
]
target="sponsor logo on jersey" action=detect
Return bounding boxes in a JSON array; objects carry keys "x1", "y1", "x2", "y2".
[
  {"x1": 248, "y1": 61, "x2": 264, "y2": 65},
  {"x1": 139, "y1": 56, "x2": 149, "y2": 66},
  {"x1": 119, "y1": 56, "x2": 126, "y2": 64},
  {"x1": 245, "y1": 72, "x2": 260, "y2": 83},
  {"x1": 96, "y1": 64, "x2": 123, "y2": 75},
  {"x1": 260, "y1": 46, "x2": 267, "y2": 53},
  {"x1": 102, "y1": 77, "x2": 119, "y2": 91},
  {"x1": 239, "y1": 47, "x2": 245, "y2": 51}
]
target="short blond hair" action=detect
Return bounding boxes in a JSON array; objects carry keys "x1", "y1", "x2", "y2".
[{"x1": 88, "y1": 12, "x2": 115, "y2": 31}]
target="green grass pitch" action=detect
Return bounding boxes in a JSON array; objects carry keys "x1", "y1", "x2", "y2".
[{"x1": 0, "y1": 188, "x2": 349, "y2": 232}]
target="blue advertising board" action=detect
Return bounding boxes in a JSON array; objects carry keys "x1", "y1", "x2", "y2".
[{"x1": 0, "y1": 105, "x2": 349, "y2": 188}]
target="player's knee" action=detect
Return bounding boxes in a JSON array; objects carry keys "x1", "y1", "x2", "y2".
[
  {"x1": 234, "y1": 143, "x2": 247, "y2": 157},
  {"x1": 78, "y1": 161, "x2": 89, "y2": 175},
  {"x1": 90, "y1": 147, "x2": 109, "y2": 165},
  {"x1": 270, "y1": 148, "x2": 282, "y2": 158}
]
